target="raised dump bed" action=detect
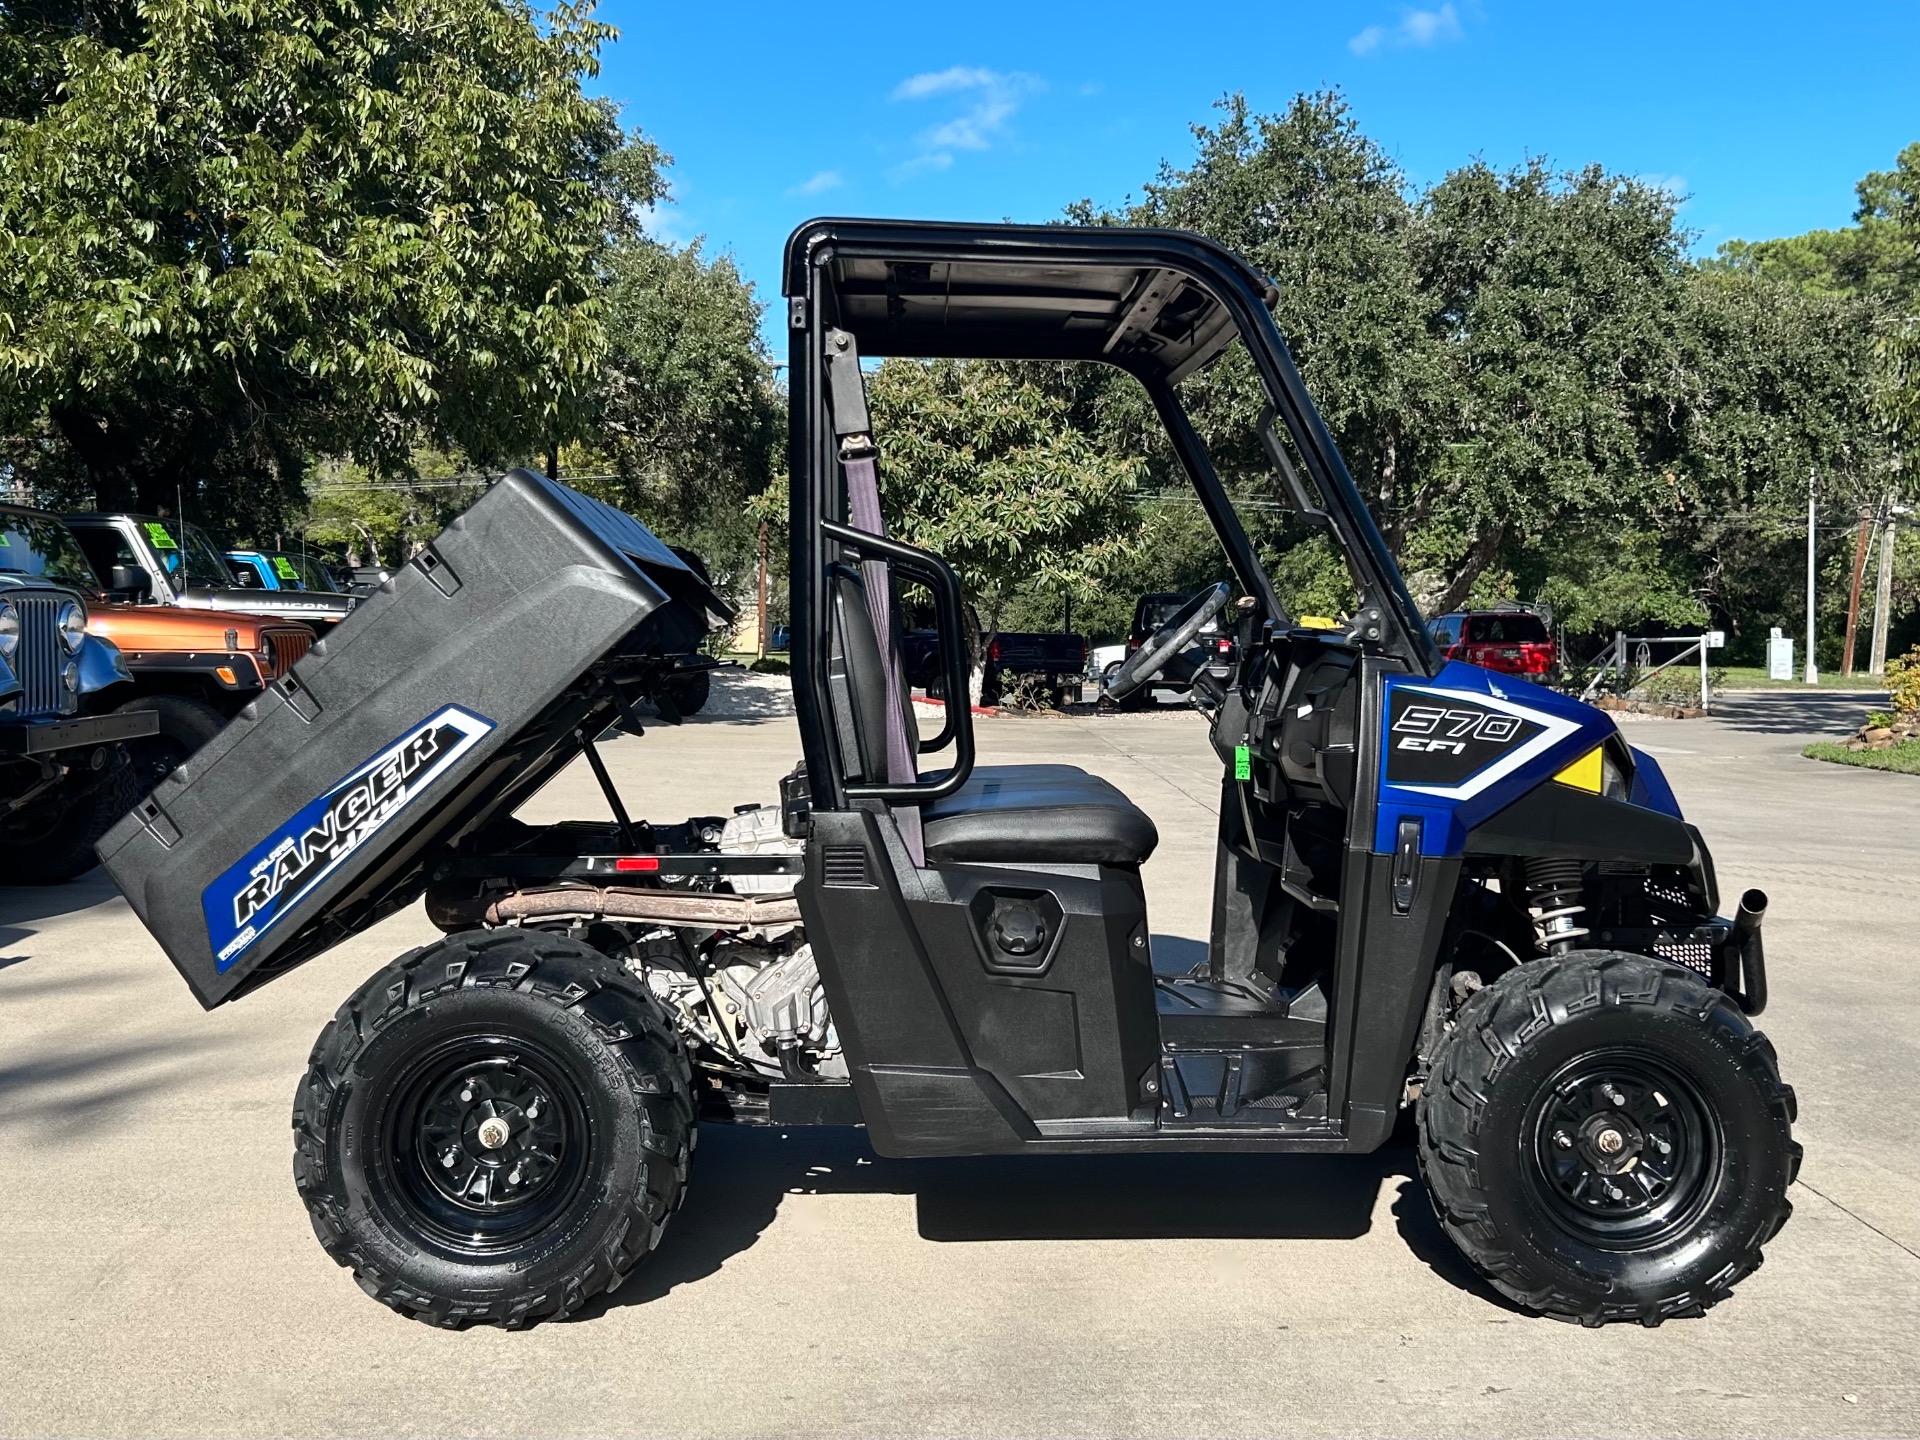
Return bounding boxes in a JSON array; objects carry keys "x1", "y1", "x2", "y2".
[{"x1": 98, "y1": 469, "x2": 729, "y2": 1008}]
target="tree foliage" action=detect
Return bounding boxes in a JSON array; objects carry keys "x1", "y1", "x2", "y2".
[
  {"x1": 0, "y1": 0, "x2": 643, "y2": 536},
  {"x1": 864, "y1": 358, "x2": 1142, "y2": 638},
  {"x1": 574, "y1": 237, "x2": 783, "y2": 593}
]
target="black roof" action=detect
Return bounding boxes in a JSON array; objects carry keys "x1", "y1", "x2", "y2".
[{"x1": 784, "y1": 219, "x2": 1277, "y2": 384}]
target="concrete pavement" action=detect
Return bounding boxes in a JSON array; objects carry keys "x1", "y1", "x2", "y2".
[{"x1": 0, "y1": 677, "x2": 1914, "y2": 1437}]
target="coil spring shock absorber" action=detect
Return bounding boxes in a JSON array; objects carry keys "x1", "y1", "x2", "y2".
[{"x1": 1524, "y1": 857, "x2": 1589, "y2": 955}]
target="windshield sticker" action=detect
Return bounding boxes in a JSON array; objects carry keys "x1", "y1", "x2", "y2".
[
  {"x1": 272, "y1": 557, "x2": 300, "y2": 580},
  {"x1": 144, "y1": 522, "x2": 178, "y2": 550},
  {"x1": 201, "y1": 706, "x2": 495, "y2": 971}
]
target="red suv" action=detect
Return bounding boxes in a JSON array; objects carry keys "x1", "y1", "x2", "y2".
[{"x1": 1428, "y1": 607, "x2": 1556, "y2": 678}]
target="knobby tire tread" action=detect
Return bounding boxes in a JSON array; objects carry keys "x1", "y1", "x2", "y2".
[
  {"x1": 291, "y1": 929, "x2": 694, "y2": 1328},
  {"x1": 1416, "y1": 950, "x2": 1799, "y2": 1327}
]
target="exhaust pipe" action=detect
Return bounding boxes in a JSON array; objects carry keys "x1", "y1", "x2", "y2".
[{"x1": 1730, "y1": 888, "x2": 1768, "y2": 1016}]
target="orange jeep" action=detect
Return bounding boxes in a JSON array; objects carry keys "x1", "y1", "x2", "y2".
[{"x1": 0, "y1": 503, "x2": 316, "y2": 792}]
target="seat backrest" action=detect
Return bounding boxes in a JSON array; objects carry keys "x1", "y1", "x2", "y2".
[{"x1": 827, "y1": 562, "x2": 919, "y2": 785}]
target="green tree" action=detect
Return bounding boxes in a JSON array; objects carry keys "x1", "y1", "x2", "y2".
[
  {"x1": 864, "y1": 358, "x2": 1143, "y2": 644},
  {"x1": 0, "y1": 0, "x2": 645, "y2": 538},
  {"x1": 576, "y1": 237, "x2": 783, "y2": 593}
]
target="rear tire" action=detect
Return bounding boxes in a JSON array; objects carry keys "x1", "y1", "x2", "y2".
[
  {"x1": 1418, "y1": 950, "x2": 1798, "y2": 1325},
  {"x1": 292, "y1": 929, "x2": 695, "y2": 1327},
  {"x1": 663, "y1": 668, "x2": 711, "y2": 716},
  {"x1": 116, "y1": 693, "x2": 227, "y2": 795},
  {"x1": 0, "y1": 747, "x2": 138, "y2": 885}
]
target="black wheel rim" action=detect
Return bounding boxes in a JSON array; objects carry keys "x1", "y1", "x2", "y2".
[
  {"x1": 1526, "y1": 1048, "x2": 1720, "y2": 1248},
  {"x1": 128, "y1": 737, "x2": 190, "y2": 793},
  {"x1": 376, "y1": 1032, "x2": 594, "y2": 1259}
]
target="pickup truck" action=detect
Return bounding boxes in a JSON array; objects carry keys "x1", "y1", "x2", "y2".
[
  {"x1": 65, "y1": 512, "x2": 355, "y2": 632},
  {"x1": 3, "y1": 504, "x2": 317, "y2": 794},
  {"x1": 0, "y1": 511, "x2": 156, "y2": 882},
  {"x1": 902, "y1": 611, "x2": 1086, "y2": 707}
]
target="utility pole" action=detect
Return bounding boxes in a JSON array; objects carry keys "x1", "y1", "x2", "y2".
[
  {"x1": 1842, "y1": 504, "x2": 1875, "y2": 675},
  {"x1": 1869, "y1": 498, "x2": 1905, "y2": 676},
  {"x1": 755, "y1": 520, "x2": 770, "y2": 660},
  {"x1": 1804, "y1": 468, "x2": 1819, "y2": 685}
]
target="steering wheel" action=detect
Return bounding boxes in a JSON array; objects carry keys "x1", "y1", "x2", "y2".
[{"x1": 1103, "y1": 582, "x2": 1232, "y2": 703}]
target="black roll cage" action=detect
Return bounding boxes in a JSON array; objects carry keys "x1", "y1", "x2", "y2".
[{"x1": 784, "y1": 218, "x2": 1437, "y2": 814}]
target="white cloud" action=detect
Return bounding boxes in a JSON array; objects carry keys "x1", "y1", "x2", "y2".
[
  {"x1": 788, "y1": 169, "x2": 844, "y2": 197},
  {"x1": 887, "y1": 66, "x2": 1042, "y2": 183},
  {"x1": 1350, "y1": 4, "x2": 1464, "y2": 56},
  {"x1": 636, "y1": 200, "x2": 691, "y2": 247},
  {"x1": 891, "y1": 66, "x2": 1001, "y2": 101}
]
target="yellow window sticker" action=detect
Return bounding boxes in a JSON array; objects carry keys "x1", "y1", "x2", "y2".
[{"x1": 144, "y1": 521, "x2": 178, "y2": 550}]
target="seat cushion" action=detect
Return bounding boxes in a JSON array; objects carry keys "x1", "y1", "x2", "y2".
[{"x1": 919, "y1": 764, "x2": 1158, "y2": 866}]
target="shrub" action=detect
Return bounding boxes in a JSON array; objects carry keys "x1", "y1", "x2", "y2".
[
  {"x1": 1886, "y1": 646, "x2": 1920, "y2": 717},
  {"x1": 1635, "y1": 666, "x2": 1723, "y2": 707},
  {"x1": 748, "y1": 656, "x2": 790, "y2": 674}
]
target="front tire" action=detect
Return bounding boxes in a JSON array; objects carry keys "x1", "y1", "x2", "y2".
[
  {"x1": 1418, "y1": 951, "x2": 1798, "y2": 1325},
  {"x1": 0, "y1": 747, "x2": 138, "y2": 885},
  {"x1": 116, "y1": 693, "x2": 227, "y2": 795},
  {"x1": 292, "y1": 930, "x2": 694, "y2": 1327}
]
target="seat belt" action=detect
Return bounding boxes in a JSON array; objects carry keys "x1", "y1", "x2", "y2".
[{"x1": 824, "y1": 330, "x2": 925, "y2": 864}]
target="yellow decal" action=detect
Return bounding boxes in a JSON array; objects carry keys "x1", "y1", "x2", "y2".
[{"x1": 1554, "y1": 747, "x2": 1604, "y2": 793}]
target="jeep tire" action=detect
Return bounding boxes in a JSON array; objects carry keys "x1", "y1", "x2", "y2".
[
  {"x1": 1418, "y1": 950, "x2": 1798, "y2": 1326},
  {"x1": 0, "y1": 746, "x2": 138, "y2": 885},
  {"x1": 292, "y1": 929, "x2": 695, "y2": 1328},
  {"x1": 116, "y1": 693, "x2": 227, "y2": 796}
]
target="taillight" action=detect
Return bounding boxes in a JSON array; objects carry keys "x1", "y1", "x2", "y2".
[
  {"x1": 988, "y1": 640, "x2": 1001, "y2": 662},
  {"x1": 1216, "y1": 637, "x2": 1231, "y2": 654}
]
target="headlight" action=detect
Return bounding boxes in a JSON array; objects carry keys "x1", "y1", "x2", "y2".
[
  {"x1": 62, "y1": 658, "x2": 81, "y2": 691},
  {"x1": 0, "y1": 601, "x2": 17, "y2": 660},
  {"x1": 58, "y1": 600, "x2": 87, "y2": 652},
  {"x1": 1601, "y1": 744, "x2": 1631, "y2": 801}
]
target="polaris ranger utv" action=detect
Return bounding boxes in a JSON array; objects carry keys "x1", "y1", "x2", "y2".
[{"x1": 102, "y1": 220, "x2": 1797, "y2": 1331}]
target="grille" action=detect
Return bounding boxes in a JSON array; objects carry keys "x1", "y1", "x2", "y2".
[
  {"x1": 1643, "y1": 879, "x2": 1691, "y2": 910},
  {"x1": 7, "y1": 593, "x2": 73, "y2": 719},
  {"x1": 822, "y1": 846, "x2": 870, "y2": 887},
  {"x1": 1654, "y1": 938, "x2": 1714, "y2": 976},
  {"x1": 262, "y1": 629, "x2": 312, "y2": 677}
]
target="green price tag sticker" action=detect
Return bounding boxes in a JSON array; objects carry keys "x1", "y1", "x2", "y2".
[
  {"x1": 1234, "y1": 744, "x2": 1252, "y2": 781},
  {"x1": 272, "y1": 556, "x2": 299, "y2": 580},
  {"x1": 143, "y1": 521, "x2": 178, "y2": 550}
]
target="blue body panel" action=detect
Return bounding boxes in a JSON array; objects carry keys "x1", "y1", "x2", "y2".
[
  {"x1": 1375, "y1": 661, "x2": 1620, "y2": 856},
  {"x1": 1627, "y1": 746, "x2": 1683, "y2": 819}
]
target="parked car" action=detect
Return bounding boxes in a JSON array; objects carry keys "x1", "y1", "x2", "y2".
[
  {"x1": 901, "y1": 601, "x2": 1085, "y2": 706},
  {"x1": 0, "y1": 511, "x2": 155, "y2": 882},
  {"x1": 982, "y1": 630, "x2": 1086, "y2": 706},
  {"x1": 65, "y1": 512, "x2": 356, "y2": 632},
  {"x1": 1427, "y1": 605, "x2": 1557, "y2": 679},
  {"x1": 3, "y1": 503, "x2": 318, "y2": 794},
  {"x1": 227, "y1": 549, "x2": 346, "y2": 594}
]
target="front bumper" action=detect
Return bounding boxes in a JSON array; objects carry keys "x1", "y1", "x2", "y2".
[{"x1": 0, "y1": 709, "x2": 159, "y2": 757}]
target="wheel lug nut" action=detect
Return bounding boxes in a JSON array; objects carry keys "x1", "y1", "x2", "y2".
[
  {"x1": 1554, "y1": 1131, "x2": 1573, "y2": 1149},
  {"x1": 460, "y1": 1089, "x2": 474, "y2": 1103},
  {"x1": 477, "y1": 1116, "x2": 512, "y2": 1150},
  {"x1": 440, "y1": 1151, "x2": 457, "y2": 1168}
]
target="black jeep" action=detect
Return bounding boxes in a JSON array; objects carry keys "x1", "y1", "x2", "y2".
[{"x1": 0, "y1": 512, "x2": 155, "y2": 883}]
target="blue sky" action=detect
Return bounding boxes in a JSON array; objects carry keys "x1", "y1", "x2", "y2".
[{"x1": 594, "y1": 1, "x2": 1919, "y2": 344}]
